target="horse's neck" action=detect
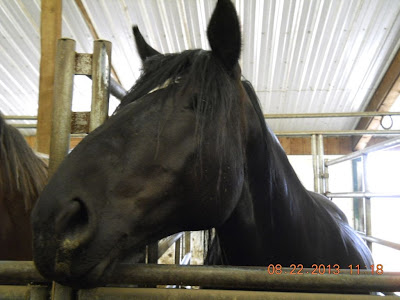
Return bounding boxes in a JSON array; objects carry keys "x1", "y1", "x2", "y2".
[
  {"x1": 213, "y1": 181, "x2": 267, "y2": 265},
  {"x1": 214, "y1": 126, "x2": 315, "y2": 265}
]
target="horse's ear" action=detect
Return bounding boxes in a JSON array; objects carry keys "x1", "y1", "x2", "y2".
[
  {"x1": 207, "y1": 0, "x2": 241, "y2": 73},
  {"x1": 133, "y1": 26, "x2": 161, "y2": 61}
]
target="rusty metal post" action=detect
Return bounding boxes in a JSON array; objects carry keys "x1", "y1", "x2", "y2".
[
  {"x1": 317, "y1": 134, "x2": 326, "y2": 193},
  {"x1": 184, "y1": 231, "x2": 191, "y2": 260},
  {"x1": 48, "y1": 38, "x2": 75, "y2": 176},
  {"x1": 311, "y1": 134, "x2": 319, "y2": 192},
  {"x1": 89, "y1": 40, "x2": 111, "y2": 132}
]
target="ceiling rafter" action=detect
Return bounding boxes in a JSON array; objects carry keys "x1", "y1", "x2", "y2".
[{"x1": 352, "y1": 46, "x2": 400, "y2": 151}]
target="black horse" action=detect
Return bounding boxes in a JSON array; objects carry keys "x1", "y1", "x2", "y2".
[{"x1": 32, "y1": 0, "x2": 372, "y2": 288}]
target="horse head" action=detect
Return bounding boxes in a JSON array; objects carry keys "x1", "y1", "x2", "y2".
[{"x1": 32, "y1": 0, "x2": 254, "y2": 288}]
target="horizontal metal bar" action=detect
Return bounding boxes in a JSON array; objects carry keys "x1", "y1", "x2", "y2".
[
  {"x1": 75, "y1": 53, "x2": 92, "y2": 75},
  {"x1": 102, "y1": 264, "x2": 400, "y2": 292},
  {"x1": 357, "y1": 232, "x2": 400, "y2": 251},
  {"x1": 326, "y1": 192, "x2": 400, "y2": 198},
  {"x1": 5, "y1": 112, "x2": 400, "y2": 121},
  {"x1": 264, "y1": 111, "x2": 400, "y2": 119},
  {"x1": 70, "y1": 131, "x2": 400, "y2": 139},
  {"x1": 8, "y1": 126, "x2": 400, "y2": 138},
  {"x1": 0, "y1": 261, "x2": 46, "y2": 284},
  {"x1": 11, "y1": 129, "x2": 400, "y2": 137},
  {"x1": 78, "y1": 287, "x2": 399, "y2": 300},
  {"x1": 10, "y1": 123, "x2": 37, "y2": 128},
  {"x1": 0, "y1": 285, "x2": 48, "y2": 300},
  {"x1": 326, "y1": 136, "x2": 400, "y2": 166},
  {"x1": 276, "y1": 130, "x2": 400, "y2": 137},
  {"x1": 1, "y1": 262, "x2": 399, "y2": 292},
  {"x1": 110, "y1": 77, "x2": 127, "y2": 100},
  {"x1": 3, "y1": 115, "x2": 37, "y2": 120},
  {"x1": 0, "y1": 285, "x2": 30, "y2": 299}
]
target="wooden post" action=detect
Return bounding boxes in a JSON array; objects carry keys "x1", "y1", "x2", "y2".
[{"x1": 36, "y1": 0, "x2": 62, "y2": 154}]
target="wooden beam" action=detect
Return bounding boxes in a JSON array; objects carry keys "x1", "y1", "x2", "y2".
[
  {"x1": 352, "y1": 47, "x2": 400, "y2": 151},
  {"x1": 36, "y1": 0, "x2": 62, "y2": 154},
  {"x1": 278, "y1": 137, "x2": 352, "y2": 155}
]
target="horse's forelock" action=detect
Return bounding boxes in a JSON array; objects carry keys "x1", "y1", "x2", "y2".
[{"x1": 116, "y1": 50, "x2": 244, "y2": 177}]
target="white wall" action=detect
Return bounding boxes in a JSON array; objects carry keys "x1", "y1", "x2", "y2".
[{"x1": 288, "y1": 155, "x2": 354, "y2": 225}]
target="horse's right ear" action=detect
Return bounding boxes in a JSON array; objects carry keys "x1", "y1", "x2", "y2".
[{"x1": 133, "y1": 26, "x2": 161, "y2": 62}]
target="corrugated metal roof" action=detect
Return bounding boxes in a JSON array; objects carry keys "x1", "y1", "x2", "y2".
[{"x1": 1, "y1": 0, "x2": 400, "y2": 135}]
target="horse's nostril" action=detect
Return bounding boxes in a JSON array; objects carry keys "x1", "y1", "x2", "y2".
[{"x1": 55, "y1": 198, "x2": 90, "y2": 238}]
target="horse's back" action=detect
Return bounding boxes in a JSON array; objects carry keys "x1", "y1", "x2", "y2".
[{"x1": 308, "y1": 191, "x2": 373, "y2": 267}]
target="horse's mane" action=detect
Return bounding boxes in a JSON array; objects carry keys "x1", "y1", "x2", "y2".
[
  {"x1": 115, "y1": 49, "x2": 244, "y2": 177},
  {"x1": 0, "y1": 114, "x2": 47, "y2": 211},
  {"x1": 240, "y1": 80, "x2": 372, "y2": 265}
]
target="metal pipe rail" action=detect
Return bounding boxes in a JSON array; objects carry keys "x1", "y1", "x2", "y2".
[
  {"x1": 7, "y1": 111, "x2": 400, "y2": 121},
  {"x1": 326, "y1": 136, "x2": 400, "y2": 166},
  {"x1": 326, "y1": 192, "x2": 400, "y2": 198},
  {"x1": 357, "y1": 232, "x2": 400, "y2": 251},
  {"x1": 276, "y1": 130, "x2": 400, "y2": 137},
  {"x1": 1, "y1": 261, "x2": 399, "y2": 293},
  {"x1": 1, "y1": 286, "x2": 397, "y2": 300},
  {"x1": 79, "y1": 288, "x2": 398, "y2": 299},
  {"x1": 3, "y1": 115, "x2": 37, "y2": 120},
  {"x1": 9, "y1": 127, "x2": 400, "y2": 137},
  {"x1": 10, "y1": 123, "x2": 37, "y2": 129},
  {"x1": 264, "y1": 111, "x2": 400, "y2": 119}
]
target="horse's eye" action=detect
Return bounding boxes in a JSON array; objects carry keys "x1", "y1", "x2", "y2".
[{"x1": 189, "y1": 95, "x2": 207, "y2": 112}]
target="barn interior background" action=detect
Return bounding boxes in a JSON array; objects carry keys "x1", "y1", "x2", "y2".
[{"x1": 1, "y1": 0, "x2": 400, "y2": 282}]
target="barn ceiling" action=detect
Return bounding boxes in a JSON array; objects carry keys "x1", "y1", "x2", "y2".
[{"x1": 1, "y1": 0, "x2": 400, "y2": 136}]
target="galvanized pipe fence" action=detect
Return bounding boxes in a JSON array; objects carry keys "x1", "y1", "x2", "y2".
[
  {"x1": 319, "y1": 136, "x2": 400, "y2": 253},
  {"x1": 1, "y1": 261, "x2": 400, "y2": 299},
  {"x1": 2, "y1": 40, "x2": 400, "y2": 297}
]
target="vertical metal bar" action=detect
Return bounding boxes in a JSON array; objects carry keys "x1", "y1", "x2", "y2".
[
  {"x1": 185, "y1": 231, "x2": 191, "y2": 258},
  {"x1": 51, "y1": 282, "x2": 73, "y2": 300},
  {"x1": 311, "y1": 134, "x2": 319, "y2": 192},
  {"x1": 48, "y1": 38, "x2": 75, "y2": 176},
  {"x1": 352, "y1": 158, "x2": 363, "y2": 231},
  {"x1": 324, "y1": 159, "x2": 330, "y2": 193},
  {"x1": 317, "y1": 134, "x2": 325, "y2": 193},
  {"x1": 362, "y1": 154, "x2": 372, "y2": 251},
  {"x1": 175, "y1": 238, "x2": 181, "y2": 264},
  {"x1": 90, "y1": 40, "x2": 111, "y2": 132}
]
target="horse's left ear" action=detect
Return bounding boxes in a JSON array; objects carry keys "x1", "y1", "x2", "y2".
[
  {"x1": 207, "y1": 0, "x2": 241, "y2": 73},
  {"x1": 133, "y1": 26, "x2": 161, "y2": 62}
]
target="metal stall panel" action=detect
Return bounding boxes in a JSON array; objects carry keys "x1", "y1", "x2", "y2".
[{"x1": 78, "y1": 287, "x2": 399, "y2": 300}]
